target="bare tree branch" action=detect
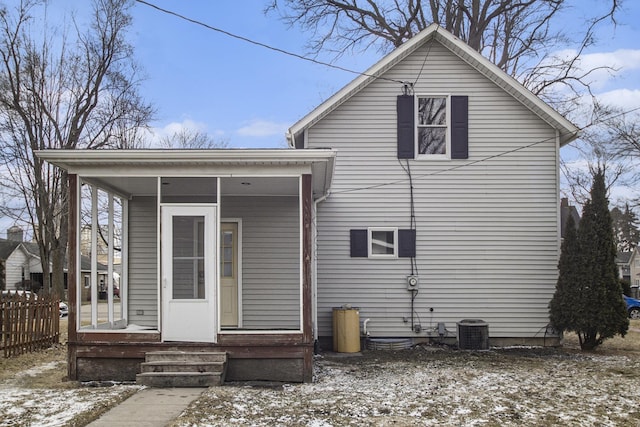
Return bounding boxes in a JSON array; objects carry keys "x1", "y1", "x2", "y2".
[{"x1": 0, "y1": 0, "x2": 154, "y2": 295}]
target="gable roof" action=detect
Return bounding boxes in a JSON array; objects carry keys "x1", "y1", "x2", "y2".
[
  {"x1": 0, "y1": 239, "x2": 20, "y2": 260},
  {"x1": 617, "y1": 251, "x2": 632, "y2": 264},
  {"x1": 1, "y1": 238, "x2": 107, "y2": 272},
  {"x1": 287, "y1": 24, "x2": 579, "y2": 148}
]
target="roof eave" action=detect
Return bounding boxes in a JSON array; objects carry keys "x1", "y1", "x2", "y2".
[{"x1": 288, "y1": 24, "x2": 579, "y2": 146}]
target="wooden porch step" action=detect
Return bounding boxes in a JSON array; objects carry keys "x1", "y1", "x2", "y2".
[
  {"x1": 144, "y1": 351, "x2": 227, "y2": 363},
  {"x1": 140, "y1": 361, "x2": 225, "y2": 373},
  {"x1": 136, "y1": 351, "x2": 227, "y2": 387},
  {"x1": 136, "y1": 371, "x2": 224, "y2": 387}
]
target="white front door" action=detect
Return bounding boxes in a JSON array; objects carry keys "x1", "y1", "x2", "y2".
[{"x1": 161, "y1": 205, "x2": 217, "y2": 342}]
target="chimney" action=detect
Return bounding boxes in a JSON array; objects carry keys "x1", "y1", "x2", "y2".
[
  {"x1": 7, "y1": 226, "x2": 23, "y2": 242},
  {"x1": 561, "y1": 197, "x2": 569, "y2": 208}
]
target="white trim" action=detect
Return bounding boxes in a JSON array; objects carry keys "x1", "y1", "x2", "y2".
[
  {"x1": 156, "y1": 177, "x2": 162, "y2": 333},
  {"x1": 368, "y1": 227, "x2": 399, "y2": 258},
  {"x1": 415, "y1": 94, "x2": 451, "y2": 160},
  {"x1": 122, "y1": 198, "x2": 128, "y2": 324},
  {"x1": 75, "y1": 178, "x2": 82, "y2": 332},
  {"x1": 107, "y1": 193, "x2": 114, "y2": 326},
  {"x1": 90, "y1": 186, "x2": 98, "y2": 327},
  {"x1": 36, "y1": 149, "x2": 336, "y2": 166}
]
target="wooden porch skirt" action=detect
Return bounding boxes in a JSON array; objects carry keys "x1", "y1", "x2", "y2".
[{"x1": 69, "y1": 332, "x2": 314, "y2": 383}]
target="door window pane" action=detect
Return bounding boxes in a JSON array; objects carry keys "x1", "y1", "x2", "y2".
[
  {"x1": 172, "y1": 216, "x2": 205, "y2": 299},
  {"x1": 221, "y1": 231, "x2": 234, "y2": 278}
]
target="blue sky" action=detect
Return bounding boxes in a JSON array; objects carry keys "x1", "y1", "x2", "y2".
[
  {"x1": 120, "y1": 0, "x2": 640, "y2": 149},
  {"x1": 127, "y1": 0, "x2": 382, "y2": 148}
]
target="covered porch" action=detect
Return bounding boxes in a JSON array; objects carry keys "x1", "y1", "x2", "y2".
[{"x1": 38, "y1": 149, "x2": 335, "y2": 383}]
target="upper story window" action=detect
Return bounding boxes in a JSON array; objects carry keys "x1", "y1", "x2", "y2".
[
  {"x1": 397, "y1": 94, "x2": 467, "y2": 160},
  {"x1": 417, "y1": 96, "x2": 448, "y2": 157}
]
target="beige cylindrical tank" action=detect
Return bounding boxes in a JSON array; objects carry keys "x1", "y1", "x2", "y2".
[{"x1": 332, "y1": 306, "x2": 361, "y2": 353}]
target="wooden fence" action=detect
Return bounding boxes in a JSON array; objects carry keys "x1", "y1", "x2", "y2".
[{"x1": 0, "y1": 293, "x2": 60, "y2": 358}]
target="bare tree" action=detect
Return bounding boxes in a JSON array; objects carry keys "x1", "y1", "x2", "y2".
[
  {"x1": 157, "y1": 128, "x2": 230, "y2": 149},
  {"x1": 560, "y1": 100, "x2": 640, "y2": 207},
  {"x1": 267, "y1": 0, "x2": 618, "y2": 110},
  {"x1": 0, "y1": 0, "x2": 153, "y2": 296}
]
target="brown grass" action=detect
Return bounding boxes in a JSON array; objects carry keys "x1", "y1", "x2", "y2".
[
  {"x1": 561, "y1": 319, "x2": 640, "y2": 355},
  {"x1": 0, "y1": 318, "x2": 69, "y2": 386}
]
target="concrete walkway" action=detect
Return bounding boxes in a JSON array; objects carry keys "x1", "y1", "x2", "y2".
[{"x1": 87, "y1": 387, "x2": 207, "y2": 427}]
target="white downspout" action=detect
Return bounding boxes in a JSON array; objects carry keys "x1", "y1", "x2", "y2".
[{"x1": 312, "y1": 191, "x2": 330, "y2": 341}]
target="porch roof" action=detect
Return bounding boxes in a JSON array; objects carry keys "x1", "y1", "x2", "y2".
[{"x1": 37, "y1": 149, "x2": 336, "y2": 200}]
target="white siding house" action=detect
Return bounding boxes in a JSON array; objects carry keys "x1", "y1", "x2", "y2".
[{"x1": 288, "y1": 24, "x2": 578, "y2": 346}]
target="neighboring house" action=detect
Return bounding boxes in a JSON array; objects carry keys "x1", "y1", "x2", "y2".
[
  {"x1": 617, "y1": 251, "x2": 632, "y2": 283},
  {"x1": 38, "y1": 24, "x2": 578, "y2": 383},
  {"x1": 560, "y1": 198, "x2": 581, "y2": 239},
  {"x1": 0, "y1": 238, "x2": 21, "y2": 290},
  {"x1": 630, "y1": 247, "x2": 640, "y2": 289},
  {"x1": 0, "y1": 229, "x2": 107, "y2": 298}
]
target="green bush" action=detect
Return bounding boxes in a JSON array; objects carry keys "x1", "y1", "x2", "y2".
[{"x1": 549, "y1": 170, "x2": 628, "y2": 350}]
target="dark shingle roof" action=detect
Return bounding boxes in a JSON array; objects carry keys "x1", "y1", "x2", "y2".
[
  {"x1": 617, "y1": 252, "x2": 632, "y2": 264},
  {"x1": 0, "y1": 239, "x2": 20, "y2": 260},
  {"x1": 0, "y1": 238, "x2": 106, "y2": 271}
]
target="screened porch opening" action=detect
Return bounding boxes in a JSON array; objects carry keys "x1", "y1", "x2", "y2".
[
  {"x1": 77, "y1": 174, "x2": 304, "y2": 334},
  {"x1": 78, "y1": 181, "x2": 126, "y2": 330}
]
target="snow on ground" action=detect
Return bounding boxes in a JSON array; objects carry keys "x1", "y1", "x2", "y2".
[
  {"x1": 1, "y1": 344, "x2": 639, "y2": 426},
  {"x1": 174, "y1": 346, "x2": 640, "y2": 427},
  {"x1": 0, "y1": 361, "x2": 141, "y2": 427}
]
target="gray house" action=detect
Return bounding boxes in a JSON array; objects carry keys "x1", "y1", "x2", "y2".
[
  {"x1": 38, "y1": 24, "x2": 577, "y2": 383},
  {"x1": 288, "y1": 23, "x2": 578, "y2": 348}
]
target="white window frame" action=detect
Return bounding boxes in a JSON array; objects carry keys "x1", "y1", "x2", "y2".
[
  {"x1": 416, "y1": 94, "x2": 450, "y2": 160},
  {"x1": 368, "y1": 228, "x2": 398, "y2": 258}
]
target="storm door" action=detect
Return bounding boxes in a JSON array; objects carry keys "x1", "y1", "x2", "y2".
[{"x1": 161, "y1": 205, "x2": 217, "y2": 342}]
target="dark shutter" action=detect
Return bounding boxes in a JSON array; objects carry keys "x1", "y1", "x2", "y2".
[
  {"x1": 350, "y1": 229, "x2": 368, "y2": 257},
  {"x1": 398, "y1": 229, "x2": 416, "y2": 258},
  {"x1": 397, "y1": 95, "x2": 415, "y2": 159},
  {"x1": 451, "y1": 96, "x2": 468, "y2": 159}
]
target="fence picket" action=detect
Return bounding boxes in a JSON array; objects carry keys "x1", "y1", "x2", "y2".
[{"x1": 0, "y1": 293, "x2": 60, "y2": 358}]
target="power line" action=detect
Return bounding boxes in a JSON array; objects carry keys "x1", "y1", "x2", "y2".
[
  {"x1": 134, "y1": 0, "x2": 407, "y2": 86},
  {"x1": 135, "y1": 1, "x2": 640, "y2": 196},
  {"x1": 332, "y1": 104, "x2": 640, "y2": 195}
]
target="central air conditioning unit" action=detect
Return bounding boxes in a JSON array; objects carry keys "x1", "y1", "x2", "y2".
[{"x1": 457, "y1": 319, "x2": 489, "y2": 350}]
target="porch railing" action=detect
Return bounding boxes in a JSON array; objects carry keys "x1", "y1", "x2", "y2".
[{"x1": 0, "y1": 293, "x2": 60, "y2": 357}]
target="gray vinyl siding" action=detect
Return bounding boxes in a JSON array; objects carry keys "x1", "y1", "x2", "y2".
[
  {"x1": 128, "y1": 196, "x2": 158, "y2": 327},
  {"x1": 222, "y1": 196, "x2": 300, "y2": 329},
  {"x1": 308, "y1": 41, "x2": 560, "y2": 339}
]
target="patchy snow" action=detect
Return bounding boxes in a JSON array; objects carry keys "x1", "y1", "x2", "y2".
[
  {"x1": 175, "y1": 346, "x2": 640, "y2": 426},
  {"x1": 1, "y1": 344, "x2": 640, "y2": 426},
  {"x1": 0, "y1": 360, "x2": 141, "y2": 427}
]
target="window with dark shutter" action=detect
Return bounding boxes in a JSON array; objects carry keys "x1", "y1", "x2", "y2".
[{"x1": 451, "y1": 96, "x2": 468, "y2": 159}]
